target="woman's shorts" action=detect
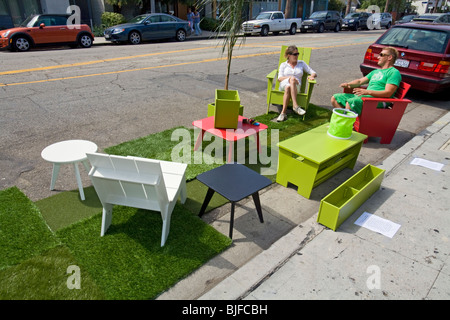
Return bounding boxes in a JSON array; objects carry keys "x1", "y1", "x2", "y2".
[{"x1": 279, "y1": 78, "x2": 300, "y2": 92}]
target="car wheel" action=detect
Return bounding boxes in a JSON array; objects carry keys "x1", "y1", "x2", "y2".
[
  {"x1": 176, "y1": 29, "x2": 186, "y2": 41},
  {"x1": 353, "y1": 23, "x2": 359, "y2": 31},
  {"x1": 260, "y1": 25, "x2": 269, "y2": 36},
  {"x1": 317, "y1": 24, "x2": 324, "y2": 33},
  {"x1": 334, "y1": 23, "x2": 341, "y2": 32},
  {"x1": 386, "y1": 22, "x2": 391, "y2": 29},
  {"x1": 128, "y1": 31, "x2": 141, "y2": 45},
  {"x1": 289, "y1": 24, "x2": 296, "y2": 35},
  {"x1": 300, "y1": 28, "x2": 307, "y2": 33},
  {"x1": 12, "y1": 36, "x2": 31, "y2": 52},
  {"x1": 78, "y1": 34, "x2": 93, "y2": 48}
]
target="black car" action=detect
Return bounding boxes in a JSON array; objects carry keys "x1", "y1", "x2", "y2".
[
  {"x1": 413, "y1": 13, "x2": 450, "y2": 24},
  {"x1": 104, "y1": 13, "x2": 191, "y2": 44},
  {"x1": 300, "y1": 11, "x2": 342, "y2": 33},
  {"x1": 395, "y1": 14, "x2": 418, "y2": 24},
  {"x1": 342, "y1": 12, "x2": 372, "y2": 31}
]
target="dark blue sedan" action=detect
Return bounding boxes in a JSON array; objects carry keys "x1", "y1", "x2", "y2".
[{"x1": 104, "y1": 13, "x2": 191, "y2": 44}]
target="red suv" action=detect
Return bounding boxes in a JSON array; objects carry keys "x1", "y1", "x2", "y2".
[
  {"x1": 0, "y1": 14, "x2": 94, "y2": 52},
  {"x1": 360, "y1": 22, "x2": 450, "y2": 93}
]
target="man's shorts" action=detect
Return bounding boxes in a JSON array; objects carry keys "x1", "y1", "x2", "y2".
[{"x1": 332, "y1": 93, "x2": 371, "y2": 115}]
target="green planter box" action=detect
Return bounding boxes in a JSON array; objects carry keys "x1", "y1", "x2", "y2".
[
  {"x1": 214, "y1": 89, "x2": 240, "y2": 129},
  {"x1": 317, "y1": 164, "x2": 385, "y2": 231}
]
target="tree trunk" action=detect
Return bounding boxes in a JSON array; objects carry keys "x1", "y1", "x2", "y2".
[
  {"x1": 346, "y1": 0, "x2": 352, "y2": 15},
  {"x1": 284, "y1": 0, "x2": 293, "y2": 18},
  {"x1": 384, "y1": 0, "x2": 390, "y2": 12}
]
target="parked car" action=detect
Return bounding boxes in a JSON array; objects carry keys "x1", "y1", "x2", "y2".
[
  {"x1": 413, "y1": 13, "x2": 450, "y2": 24},
  {"x1": 0, "y1": 14, "x2": 94, "y2": 52},
  {"x1": 395, "y1": 14, "x2": 418, "y2": 24},
  {"x1": 0, "y1": 14, "x2": 14, "y2": 30},
  {"x1": 342, "y1": 12, "x2": 372, "y2": 31},
  {"x1": 300, "y1": 11, "x2": 342, "y2": 33},
  {"x1": 360, "y1": 23, "x2": 450, "y2": 93},
  {"x1": 367, "y1": 12, "x2": 392, "y2": 29},
  {"x1": 104, "y1": 13, "x2": 190, "y2": 44},
  {"x1": 241, "y1": 11, "x2": 302, "y2": 36}
]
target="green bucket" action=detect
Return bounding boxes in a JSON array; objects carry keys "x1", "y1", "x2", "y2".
[{"x1": 327, "y1": 108, "x2": 358, "y2": 139}]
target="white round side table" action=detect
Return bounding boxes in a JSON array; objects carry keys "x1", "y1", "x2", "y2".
[{"x1": 41, "y1": 140, "x2": 98, "y2": 201}]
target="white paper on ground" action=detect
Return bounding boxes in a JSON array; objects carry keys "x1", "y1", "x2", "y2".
[
  {"x1": 354, "y1": 212, "x2": 401, "y2": 238},
  {"x1": 410, "y1": 157, "x2": 444, "y2": 171}
]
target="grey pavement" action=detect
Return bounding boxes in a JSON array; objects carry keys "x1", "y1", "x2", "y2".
[{"x1": 197, "y1": 111, "x2": 450, "y2": 300}]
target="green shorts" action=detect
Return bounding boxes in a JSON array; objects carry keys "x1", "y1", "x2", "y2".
[{"x1": 333, "y1": 93, "x2": 371, "y2": 115}]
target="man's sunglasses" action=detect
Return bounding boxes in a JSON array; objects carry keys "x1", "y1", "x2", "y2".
[{"x1": 290, "y1": 53, "x2": 299, "y2": 56}]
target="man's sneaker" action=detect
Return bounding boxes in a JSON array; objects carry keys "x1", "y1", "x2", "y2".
[
  {"x1": 277, "y1": 113, "x2": 287, "y2": 122},
  {"x1": 294, "y1": 106, "x2": 306, "y2": 115}
]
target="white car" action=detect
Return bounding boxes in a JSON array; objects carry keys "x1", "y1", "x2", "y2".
[{"x1": 242, "y1": 11, "x2": 302, "y2": 36}]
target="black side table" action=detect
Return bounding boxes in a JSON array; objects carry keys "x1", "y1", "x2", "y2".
[{"x1": 197, "y1": 163, "x2": 272, "y2": 238}]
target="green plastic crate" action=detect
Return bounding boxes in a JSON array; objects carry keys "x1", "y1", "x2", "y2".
[
  {"x1": 317, "y1": 164, "x2": 385, "y2": 231},
  {"x1": 208, "y1": 103, "x2": 244, "y2": 118},
  {"x1": 214, "y1": 89, "x2": 240, "y2": 129}
]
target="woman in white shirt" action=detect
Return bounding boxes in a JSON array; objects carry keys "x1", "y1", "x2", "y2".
[{"x1": 277, "y1": 45, "x2": 317, "y2": 122}]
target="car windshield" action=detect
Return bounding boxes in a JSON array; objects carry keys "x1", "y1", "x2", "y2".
[
  {"x1": 345, "y1": 13, "x2": 359, "y2": 19},
  {"x1": 310, "y1": 12, "x2": 327, "y2": 19},
  {"x1": 128, "y1": 15, "x2": 148, "y2": 24},
  {"x1": 255, "y1": 13, "x2": 272, "y2": 20},
  {"x1": 378, "y1": 27, "x2": 448, "y2": 53},
  {"x1": 20, "y1": 15, "x2": 38, "y2": 27}
]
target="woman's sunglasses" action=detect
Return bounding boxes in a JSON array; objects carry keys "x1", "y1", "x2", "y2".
[{"x1": 290, "y1": 53, "x2": 299, "y2": 56}]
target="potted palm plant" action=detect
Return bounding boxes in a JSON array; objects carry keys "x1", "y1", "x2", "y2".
[{"x1": 200, "y1": 0, "x2": 246, "y2": 129}]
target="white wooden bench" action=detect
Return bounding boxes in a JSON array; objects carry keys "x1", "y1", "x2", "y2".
[{"x1": 86, "y1": 153, "x2": 187, "y2": 246}]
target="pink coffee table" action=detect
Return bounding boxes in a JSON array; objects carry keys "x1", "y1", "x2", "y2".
[{"x1": 192, "y1": 116, "x2": 268, "y2": 163}]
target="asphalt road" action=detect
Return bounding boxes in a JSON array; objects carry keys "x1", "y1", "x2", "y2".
[{"x1": 0, "y1": 30, "x2": 448, "y2": 201}]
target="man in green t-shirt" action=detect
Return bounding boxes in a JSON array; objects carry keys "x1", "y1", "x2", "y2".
[{"x1": 331, "y1": 46, "x2": 402, "y2": 115}]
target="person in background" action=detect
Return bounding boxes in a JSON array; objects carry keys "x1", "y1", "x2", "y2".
[
  {"x1": 276, "y1": 45, "x2": 317, "y2": 122},
  {"x1": 193, "y1": 8, "x2": 202, "y2": 36},
  {"x1": 187, "y1": 7, "x2": 194, "y2": 32}
]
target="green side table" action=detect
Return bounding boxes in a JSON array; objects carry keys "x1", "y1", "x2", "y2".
[{"x1": 276, "y1": 123, "x2": 367, "y2": 199}]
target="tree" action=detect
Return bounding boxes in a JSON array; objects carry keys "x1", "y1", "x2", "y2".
[
  {"x1": 284, "y1": 0, "x2": 293, "y2": 18},
  {"x1": 105, "y1": 0, "x2": 129, "y2": 13},
  {"x1": 198, "y1": 0, "x2": 246, "y2": 90},
  {"x1": 346, "y1": 0, "x2": 352, "y2": 15}
]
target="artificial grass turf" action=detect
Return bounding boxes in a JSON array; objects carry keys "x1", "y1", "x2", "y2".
[
  {"x1": 1, "y1": 187, "x2": 231, "y2": 300},
  {"x1": 0, "y1": 106, "x2": 331, "y2": 299},
  {"x1": 0, "y1": 187, "x2": 60, "y2": 270},
  {"x1": 0, "y1": 245, "x2": 105, "y2": 300},
  {"x1": 56, "y1": 204, "x2": 232, "y2": 300},
  {"x1": 35, "y1": 186, "x2": 102, "y2": 232}
]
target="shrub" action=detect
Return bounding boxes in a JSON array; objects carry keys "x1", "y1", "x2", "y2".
[{"x1": 101, "y1": 12, "x2": 126, "y2": 28}]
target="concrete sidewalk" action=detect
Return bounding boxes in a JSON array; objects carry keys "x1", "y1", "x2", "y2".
[{"x1": 198, "y1": 111, "x2": 450, "y2": 300}]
